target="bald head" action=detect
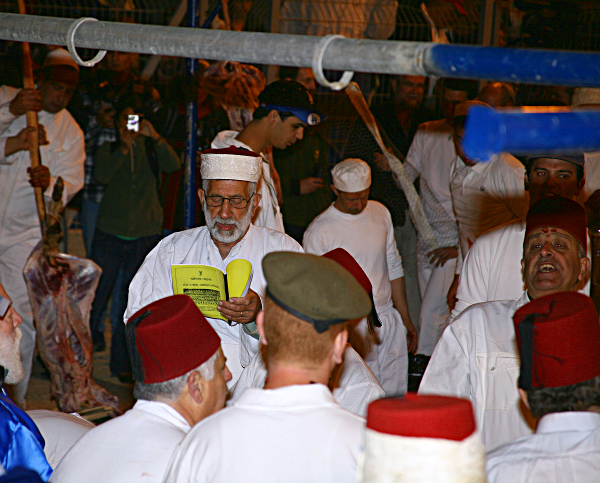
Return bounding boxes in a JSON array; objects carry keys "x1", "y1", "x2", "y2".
[{"x1": 478, "y1": 82, "x2": 515, "y2": 107}]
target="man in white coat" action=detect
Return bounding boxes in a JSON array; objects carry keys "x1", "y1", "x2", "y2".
[
  {"x1": 51, "y1": 294, "x2": 231, "y2": 483},
  {"x1": 303, "y1": 158, "x2": 416, "y2": 394},
  {"x1": 487, "y1": 292, "x2": 600, "y2": 482},
  {"x1": 0, "y1": 48, "x2": 84, "y2": 405},
  {"x1": 164, "y1": 252, "x2": 371, "y2": 483},
  {"x1": 211, "y1": 80, "x2": 326, "y2": 232},
  {"x1": 451, "y1": 153, "x2": 587, "y2": 320},
  {"x1": 126, "y1": 147, "x2": 301, "y2": 386},
  {"x1": 419, "y1": 196, "x2": 590, "y2": 452}
]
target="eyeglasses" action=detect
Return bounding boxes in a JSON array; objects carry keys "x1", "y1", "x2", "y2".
[{"x1": 205, "y1": 194, "x2": 254, "y2": 209}]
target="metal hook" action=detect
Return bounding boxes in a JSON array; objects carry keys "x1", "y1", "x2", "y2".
[
  {"x1": 66, "y1": 17, "x2": 107, "y2": 68},
  {"x1": 311, "y1": 34, "x2": 354, "y2": 91}
]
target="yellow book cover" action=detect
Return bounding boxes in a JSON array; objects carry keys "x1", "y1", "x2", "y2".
[{"x1": 171, "y1": 260, "x2": 253, "y2": 322}]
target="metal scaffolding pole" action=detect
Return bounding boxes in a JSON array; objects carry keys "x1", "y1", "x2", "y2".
[{"x1": 2, "y1": 12, "x2": 600, "y2": 87}]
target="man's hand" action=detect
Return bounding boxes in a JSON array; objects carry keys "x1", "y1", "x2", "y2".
[
  {"x1": 372, "y1": 152, "x2": 392, "y2": 172},
  {"x1": 300, "y1": 177, "x2": 324, "y2": 194},
  {"x1": 138, "y1": 118, "x2": 160, "y2": 141},
  {"x1": 427, "y1": 246, "x2": 458, "y2": 267},
  {"x1": 404, "y1": 317, "x2": 418, "y2": 354},
  {"x1": 9, "y1": 89, "x2": 42, "y2": 116},
  {"x1": 217, "y1": 289, "x2": 262, "y2": 325},
  {"x1": 27, "y1": 165, "x2": 51, "y2": 190},
  {"x1": 5, "y1": 125, "x2": 49, "y2": 157},
  {"x1": 447, "y1": 274, "x2": 459, "y2": 311},
  {"x1": 96, "y1": 105, "x2": 116, "y2": 129}
]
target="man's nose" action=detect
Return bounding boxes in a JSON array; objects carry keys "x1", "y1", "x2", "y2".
[
  {"x1": 11, "y1": 308, "x2": 22, "y2": 328},
  {"x1": 218, "y1": 199, "x2": 234, "y2": 218},
  {"x1": 540, "y1": 240, "x2": 554, "y2": 257},
  {"x1": 296, "y1": 127, "x2": 304, "y2": 140}
]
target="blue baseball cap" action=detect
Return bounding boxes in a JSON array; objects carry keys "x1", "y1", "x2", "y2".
[{"x1": 258, "y1": 80, "x2": 326, "y2": 125}]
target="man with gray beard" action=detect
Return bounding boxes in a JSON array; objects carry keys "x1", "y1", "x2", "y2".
[
  {"x1": 127, "y1": 147, "x2": 302, "y2": 386},
  {"x1": 0, "y1": 283, "x2": 52, "y2": 480}
]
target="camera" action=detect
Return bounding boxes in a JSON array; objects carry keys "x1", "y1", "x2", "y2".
[{"x1": 126, "y1": 114, "x2": 141, "y2": 132}]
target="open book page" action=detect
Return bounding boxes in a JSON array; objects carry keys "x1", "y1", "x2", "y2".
[
  {"x1": 171, "y1": 264, "x2": 228, "y2": 321},
  {"x1": 225, "y1": 259, "x2": 253, "y2": 298}
]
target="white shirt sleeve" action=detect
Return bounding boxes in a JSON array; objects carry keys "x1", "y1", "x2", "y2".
[
  {"x1": 384, "y1": 208, "x2": 404, "y2": 280},
  {"x1": 450, "y1": 240, "x2": 490, "y2": 322}
]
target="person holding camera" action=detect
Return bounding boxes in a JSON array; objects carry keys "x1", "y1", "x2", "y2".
[{"x1": 88, "y1": 99, "x2": 180, "y2": 382}]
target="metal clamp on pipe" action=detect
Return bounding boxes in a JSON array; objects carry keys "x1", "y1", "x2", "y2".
[
  {"x1": 66, "y1": 17, "x2": 107, "y2": 67},
  {"x1": 311, "y1": 34, "x2": 354, "y2": 91},
  {"x1": 463, "y1": 106, "x2": 600, "y2": 162}
]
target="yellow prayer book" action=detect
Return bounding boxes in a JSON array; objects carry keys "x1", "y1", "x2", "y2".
[{"x1": 171, "y1": 259, "x2": 253, "y2": 322}]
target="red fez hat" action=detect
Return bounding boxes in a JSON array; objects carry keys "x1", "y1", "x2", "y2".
[
  {"x1": 321, "y1": 248, "x2": 381, "y2": 330},
  {"x1": 367, "y1": 394, "x2": 476, "y2": 441},
  {"x1": 126, "y1": 295, "x2": 221, "y2": 384},
  {"x1": 524, "y1": 196, "x2": 587, "y2": 252},
  {"x1": 513, "y1": 292, "x2": 600, "y2": 390}
]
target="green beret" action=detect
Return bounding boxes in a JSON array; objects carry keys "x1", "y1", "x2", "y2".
[{"x1": 262, "y1": 251, "x2": 372, "y2": 333}]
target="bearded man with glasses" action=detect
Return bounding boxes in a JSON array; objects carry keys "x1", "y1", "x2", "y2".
[{"x1": 126, "y1": 147, "x2": 302, "y2": 386}]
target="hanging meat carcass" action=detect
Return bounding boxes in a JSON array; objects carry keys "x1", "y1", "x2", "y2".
[{"x1": 23, "y1": 178, "x2": 121, "y2": 416}]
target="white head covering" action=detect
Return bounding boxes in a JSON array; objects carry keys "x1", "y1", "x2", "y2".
[
  {"x1": 571, "y1": 88, "x2": 600, "y2": 106},
  {"x1": 332, "y1": 158, "x2": 371, "y2": 193},
  {"x1": 200, "y1": 148, "x2": 262, "y2": 183},
  {"x1": 42, "y1": 48, "x2": 79, "y2": 72}
]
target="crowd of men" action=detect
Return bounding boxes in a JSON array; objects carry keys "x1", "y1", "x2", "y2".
[{"x1": 0, "y1": 44, "x2": 598, "y2": 482}]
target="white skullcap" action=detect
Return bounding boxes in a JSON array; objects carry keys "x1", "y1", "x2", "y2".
[
  {"x1": 42, "y1": 48, "x2": 79, "y2": 72},
  {"x1": 571, "y1": 88, "x2": 600, "y2": 106},
  {"x1": 332, "y1": 158, "x2": 371, "y2": 193},
  {"x1": 200, "y1": 147, "x2": 262, "y2": 183}
]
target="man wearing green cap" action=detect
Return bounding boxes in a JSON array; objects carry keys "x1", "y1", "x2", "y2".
[
  {"x1": 164, "y1": 252, "x2": 371, "y2": 483},
  {"x1": 212, "y1": 79, "x2": 326, "y2": 233}
]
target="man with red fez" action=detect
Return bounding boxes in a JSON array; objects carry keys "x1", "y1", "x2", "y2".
[
  {"x1": 451, "y1": 153, "x2": 588, "y2": 321},
  {"x1": 487, "y1": 292, "x2": 600, "y2": 482},
  {"x1": 126, "y1": 147, "x2": 301, "y2": 386},
  {"x1": 420, "y1": 196, "x2": 590, "y2": 451},
  {"x1": 231, "y1": 248, "x2": 385, "y2": 417},
  {"x1": 212, "y1": 80, "x2": 326, "y2": 233},
  {"x1": 304, "y1": 158, "x2": 416, "y2": 395},
  {"x1": 164, "y1": 252, "x2": 371, "y2": 483},
  {"x1": 51, "y1": 295, "x2": 231, "y2": 483},
  {"x1": 361, "y1": 394, "x2": 486, "y2": 482},
  {"x1": 0, "y1": 48, "x2": 84, "y2": 406}
]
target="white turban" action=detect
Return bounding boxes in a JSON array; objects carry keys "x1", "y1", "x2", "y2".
[
  {"x1": 201, "y1": 149, "x2": 262, "y2": 183},
  {"x1": 43, "y1": 48, "x2": 79, "y2": 72},
  {"x1": 331, "y1": 158, "x2": 371, "y2": 193}
]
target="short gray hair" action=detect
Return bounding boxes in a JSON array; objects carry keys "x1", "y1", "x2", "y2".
[
  {"x1": 202, "y1": 179, "x2": 257, "y2": 197},
  {"x1": 133, "y1": 351, "x2": 218, "y2": 402}
]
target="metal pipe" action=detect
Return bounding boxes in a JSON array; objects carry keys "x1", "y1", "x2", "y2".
[
  {"x1": 3, "y1": 12, "x2": 600, "y2": 86},
  {"x1": 183, "y1": 0, "x2": 199, "y2": 229},
  {"x1": 463, "y1": 107, "x2": 600, "y2": 162}
]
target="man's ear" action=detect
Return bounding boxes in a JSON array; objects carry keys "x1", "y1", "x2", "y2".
[
  {"x1": 331, "y1": 329, "x2": 348, "y2": 365},
  {"x1": 198, "y1": 188, "x2": 205, "y2": 205},
  {"x1": 268, "y1": 110, "x2": 280, "y2": 125},
  {"x1": 188, "y1": 370, "x2": 206, "y2": 405},
  {"x1": 251, "y1": 191, "x2": 262, "y2": 217},
  {"x1": 579, "y1": 256, "x2": 591, "y2": 282},
  {"x1": 524, "y1": 177, "x2": 529, "y2": 192},
  {"x1": 257, "y1": 310, "x2": 267, "y2": 346},
  {"x1": 518, "y1": 388, "x2": 530, "y2": 409},
  {"x1": 331, "y1": 185, "x2": 339, "y2": 197},
  {"x1": 576, "y1": 175, "x2": 586, "y2": 196}
]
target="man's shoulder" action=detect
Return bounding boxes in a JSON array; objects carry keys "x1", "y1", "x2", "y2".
[
  {"x1": 454, "y1": 296, "x2": 523, "y2": 325},
  {"x1": 474, "y1": 218, "x2": 525, "y2": 248},
  {"x1": 416, "y1": 118, "x2": 449, "y2": 133},
  {"x1": 249, "y1": 224, "x2": 302, "y2": 250}
]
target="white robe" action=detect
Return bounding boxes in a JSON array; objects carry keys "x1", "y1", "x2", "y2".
[
  {"x1": 0, "y1": 85, "x2": 84, "y2": 402},
  {"x1": 50, "y1": 400, "x2": 191, "y2": 483},
  {"x1": 419, "y1": 292, "x2": 534, "y2": 452},
  {"x1": 126, "y1": 224, "x2": 302, "y2": 383},
  {"x1": 163, "y1": 384, "x2": 365, "y2": 483},
  {"x1": 303, "y1": 201, "x2": 408, "y2": 394},
  {"x1": 449, "y1": 152, "x2": 528, "y2": 267},
  {"x1": 486, "y1": 411, "x2": 600, "y2": 483},
  {"x1": 211, "y1": 130, "x2": 285, "y2": 233},
  {"x1": 230, "y1": 345, "x2": 385, "y2": 417}
]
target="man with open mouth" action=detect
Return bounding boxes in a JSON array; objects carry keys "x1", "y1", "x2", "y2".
[{"x1": 419, "y1": 196, "x2": 590, "y2": 452}]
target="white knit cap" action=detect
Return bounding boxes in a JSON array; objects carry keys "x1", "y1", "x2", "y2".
[
  {"x1": 42, "y1": 48, "x2": 79, "y2": 72},
  {"x1": 200, "y1": 147, "x2": 262, "y2": 183},
  {"x1": 331, "y1": 158, "x2": 371, "y2": 193},
  {"x1": 571, "y1": 88, "x2": 600, "y2": 106}
]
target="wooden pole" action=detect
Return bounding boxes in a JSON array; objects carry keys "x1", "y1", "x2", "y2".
[{"x1": 18, "y1": 0, "x2": 46, "y2": 236}]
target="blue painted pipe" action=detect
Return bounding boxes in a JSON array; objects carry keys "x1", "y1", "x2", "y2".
[
  {"x1": 463, "y1": 106, "x2": 600, "y2": 162},
  {"x1": 428, "y1": 44, "x2": 600, "y2": 87},
  {"x1": 183, "y1": 0, "x2": 200, "y2": 230}
]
